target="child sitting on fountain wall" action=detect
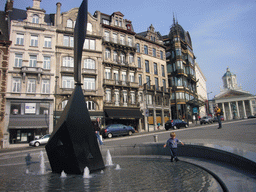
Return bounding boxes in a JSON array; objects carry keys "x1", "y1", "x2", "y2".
[{"x1": 163, "y1": 132, "x2": 184, "y2": 162}]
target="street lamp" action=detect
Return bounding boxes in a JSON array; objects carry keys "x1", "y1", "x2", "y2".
[
  {"x1": 207, "y1": 92, "x2": 212, "y2": 115},
  {"x1": 54, "y1": 76, "x2": 59, "y2": 128},
  {"x1": 144, "y1": 79, "x2": 151, "y2": 132}
]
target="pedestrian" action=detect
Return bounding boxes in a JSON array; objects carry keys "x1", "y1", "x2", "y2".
[
  {"x1": 25, "y1": 153, "x2": 32, "y2": 170},
  {"x1": 214, "y1": 105, "x2": 222, "y2": 129},
  {"x1": 94, "y1": 122, "x2": 103, "y2": 145},
  {"x1": 163, "y1": 132, "x2": 184, "y2": 162},
  {"x1": 157, "y1": 122, "x2": 160, "y2": 130}
]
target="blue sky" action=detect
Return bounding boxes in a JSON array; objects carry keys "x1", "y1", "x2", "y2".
[{"x1": 1, "y1": 0, "x2": 255, "y2": 99}]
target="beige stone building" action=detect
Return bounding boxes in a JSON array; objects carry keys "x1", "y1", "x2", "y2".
[
  {"x1": 136, "y1": 24, "x2": 171, "y2": 131},
  {"x1": 5, "y1": 0, "x2": 55, "y2": 143}
]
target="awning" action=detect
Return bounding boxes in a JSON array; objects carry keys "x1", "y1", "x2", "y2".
[
  {"x1": 8, "y1": 116, "x2": 48, "y2": 129},
  {"x1": 105, "y1": 109, "x2": 143, "y2": 119},
  {"x1": 187, "y1": 98, "x2": 205, "y2": 107}
]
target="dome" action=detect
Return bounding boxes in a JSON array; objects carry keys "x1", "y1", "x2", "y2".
[{"x1": 222, "y1": 67, "x2": 233, "y2": 78}]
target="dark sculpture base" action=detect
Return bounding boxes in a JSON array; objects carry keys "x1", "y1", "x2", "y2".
[{"x1": 45, "y1": 84, "x2": 105, "y2": 174}]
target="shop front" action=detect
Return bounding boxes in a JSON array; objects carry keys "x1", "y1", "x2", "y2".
[{"x1": 104, "y1": 108, "x2": 143, "y2": 131}]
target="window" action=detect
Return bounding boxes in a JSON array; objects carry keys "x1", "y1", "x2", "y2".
[
  {"x1": 62, "y1": 76, "x2": 74, "y2": 88},
  {"x1": 29, "y1": 55, "x2": 37, "y2": 67},
  {"x1": 139, "y1": 74, "x2": 142, "y2": 86},
  {"x1": 14, "y1": 54, "x2": 22, "y2": 67},
  {"x1": 123, "y1": 90, "x2": 128, "y2": 105},
  {"x1": 128, "y1": 37, "x2": 132, "y2": 46},
  {"x1": 84, "y1": 59, "x2": 95, "y2": 69},
  {"x1": 121, "y1": 71, "x2": 127, "y2": 81},
  {"x1": 160, "y1": 51, "x2": 163, "y2": 59},
  {"x1": 113, "y1": 33, "x2": 118, "y2": 43},
  {"x1": 106, "y1": 89, "x2": 111, "y2": 102},
  {"x1": 147, "y1": 94, "x2": 153, "y2": 105},
  {"x1": 115, "y1": 17, "x2": 118, "y2": 26},
  {"x1": 30, "y1": 35, "x2": 38, "y2": 47},
  {"x1": 12, "y1": 78, "x2": 21, "y2": 92},
  {"x1": 138, "y1": 57, "x2": 141, "y2": 68},
  {"x1": 153, "y1": 48, "x2": 156, "y2": 57},
  {"x1": 163, "y1": 79, "x2": 166, "y2": 91},
  {"x1": 175, "y1": 48, "x2": 181, "y2": 56},
  {"x1": 120, "y1": 52, "x2": 125, "y2": 64},
  {"x1": 119, "y1": 18, "x2": 122, "y2": 27},
  {"x1": 67, "y1": 19, "x2": 73, "y2": 28},
  {"x1": 62, "y1": 100, "x2": 68, "y2": 109},
  {"x1": 129, "y1": 53, "x2": 134, "y2": 64},
  {"x1": 145, "y1": 60, "x2": 149, "y2": 73},
  {"x1": 161, "y1": 65, "x2": 165, "y2": 77},
  {"x1": 63, "y1": 36, "x2": 74, "y2": 47},
  {"x1": 120, "y1": 35, "x2": 125, "y2": 45},
  {"x1": 114, "y1": 90, "x2": 119, "y2": 105},
  {"x1": 105, "y1": 48, "x2": 111, "y2": 59},
  {"x1": 113, "y1": 70, "x2": 119, "y2": 81},
  {"x1": 105, "y1": 68, "x2": 111, "y2": 79},
  {"x1": 130, "y1": 92, "x2": 135, "y2": 104},
  {"x1": 154, "y1": 63, "x2": 158, "y2": 75},
  {"x1": 136, "y1": 43, "x2": 140, "y2": 52},
  {"x1": 146, "y1": 76, "x2": 150, "y2": 86},
  {"x1": 144, "y1": 45, "x2": 148, "y2": 54},
  {"x1": 104, "y1": 31, "x2": 110, "y2": 41},
  {"x1": 27, "y1": 79, "x2": 36, "y2": 93},
  {"x1": 84, "y1": 39, "x2": 95, "y2": 50},
  {"x1": 84, "y1": 77, "x2": 95, "y2": 90},
  {"x1": 10, "y1": 103, "x2": 21, "y2": 115},
  {"x1": 86, "y1": 101, "x2": 96, "y2": 111},
  {"x1": 16, "y1": 34, "x2": 24, "y2": 45},
  {"x1": 43, "y1": 56, "x2": 51, "y2": 69},
  {"x1": 155, "y1": 77, "x2": 159, "y2": 90},
  {"x1": 87, "y1": 23, "x2": 92, "y2": 32},
  {"x1": 129, "y1": 72, "x2": 135, "y2": 82},
  {"x1": 63, "y1": 57, "x2": 74, "y2": 67},
  {"x1": 42, "y1": 79, "x2": 50, "y2": 94},
  {"x1": 32, "y1": 15, "x2": 39, "y2": 24},
  {"x1": 103, "y1": 19, "x2": 109, "y2": 25},
  {"x1": 113, "y1": 51, "x2": 118, "y2": 62},
  {"x1": 176, "y1": 61, "x2": 183, "y2": 69},
  {"x1": 44, "y1": 37, "x2": 52, "y2": 48}
]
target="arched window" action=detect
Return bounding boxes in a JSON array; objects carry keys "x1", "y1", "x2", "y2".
[
  {"x1": 84, "y1": 58, "x2": 95, "y2": 69},
  {"x1": 87, "y1": 23, "x2": 92, "y2": 32},
  {"x1": 67, "y1": 19, "x2": 73, "y2": 28},
  {"x1": 63, "y1": 56, "x2": 74, "y2": 67},
  {"x1": 32, "y1": 15, "x2": 39, "y2": 24}
]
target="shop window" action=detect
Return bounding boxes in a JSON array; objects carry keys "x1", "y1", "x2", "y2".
[
  {"x1": 40, "y1": 103, "x2": 49, "y2": 115},
  {"x1": 10, "y1": 103, "x2": 21, "y2": 115}
]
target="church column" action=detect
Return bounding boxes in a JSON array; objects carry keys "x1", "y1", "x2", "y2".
[
  {"x1": 242, "y1": 100, "x2": 247, "y2": 118},
  {"x1": 236, "y1": 101, "x2": 240, "y2": 118},
  {"x1": 228, "y1": 102, "x2": 232, "y2": 120},
  {"x1": 222, "y1": 103, "x2": 226, "y2": 120},
  {"x1": 249, "y1": 100, "x2": 253, "y2": 116}
]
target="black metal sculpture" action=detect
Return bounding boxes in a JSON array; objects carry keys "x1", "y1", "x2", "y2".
[{"x1": 45, "y1": 0, "x2": 105, "y2": 174}]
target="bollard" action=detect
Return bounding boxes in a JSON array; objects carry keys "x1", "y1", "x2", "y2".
[{"x1": 153, "y1": 135, "x2": 158, "y2": 142}]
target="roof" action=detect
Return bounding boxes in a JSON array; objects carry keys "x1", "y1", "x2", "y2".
[
  {"x1": 222, "y1": 67, "x2": 234, "y2": 78},
  {"x1": 214, "y1": 89, "x2": 254, "y2": 100}
]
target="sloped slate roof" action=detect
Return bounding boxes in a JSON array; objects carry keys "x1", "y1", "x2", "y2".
[{"x1": 0, "y1": 11, "x2": 9, "y2": 41}]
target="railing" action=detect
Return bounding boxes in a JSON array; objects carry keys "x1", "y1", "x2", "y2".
[
  {"x1": 103, "y1": 36, "x2": 136, "y2": 48},
  {"x1": 61, "y1": 66, "x2": 74, "y2": 73},
  {"x1": 82, "y1": 68, "x2": 97, "y2": 75},
  {"x1": 21, "y1": 66, "x2": 43, "y2": 74}
]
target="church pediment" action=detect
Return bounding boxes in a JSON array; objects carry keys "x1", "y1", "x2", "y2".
[{"x1": 215, "y1": 89, "x2": 253, "y2": 99}]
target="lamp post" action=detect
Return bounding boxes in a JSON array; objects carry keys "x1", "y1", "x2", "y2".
[
  {"x1": 144, "y1": 79, "x2": 151, "y2": 132},
  {"x1": 54, "y1": 76, "x2": 59, "y2": 128},
  {"x1": 207, "y1": 91, "x2": 212, "y2": 115}
]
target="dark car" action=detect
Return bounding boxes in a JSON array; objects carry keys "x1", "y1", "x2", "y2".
[
  {"x1": 248, "y1": 115, "x2": 256, "y2": 118},
  {"x1": 100, "y1": 124, "x2": 135, "y2": 138},
  {"x1": 200, "y1": 116, "x2": 213, "y2": 125},
  {"x1": 165, "y1": 119, "x2": 188, "y2": 130}
]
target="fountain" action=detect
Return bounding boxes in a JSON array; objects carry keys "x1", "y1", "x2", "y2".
[
  {"x1": 105, "y1": 149, "x2": 114, "y2": 166},
  {"x1": 60, "y1": 170, "x2": 67, "y2": 178},
  {"x1": 115, "y1": 164, "x2": 121, "y2": 170},
  {"x1": 83, "y1": 167, "x2": 91, "y2": 178},
  {"x1": 38, "y1": 151, "x2": 46, "y2": 175}
]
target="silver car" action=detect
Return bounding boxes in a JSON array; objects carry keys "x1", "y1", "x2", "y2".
[{"x1": 29, "y1": 134, "x2": 51, "y2": 147}]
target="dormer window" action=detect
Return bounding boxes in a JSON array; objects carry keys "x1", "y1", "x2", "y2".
[
  {"x1": 32, "y1": 15, "x2": 39, "y2": 24},
  {"x1": 67, "y1": 19, "x2": 73, "y2": 28}
]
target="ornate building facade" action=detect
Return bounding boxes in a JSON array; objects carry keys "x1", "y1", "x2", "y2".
[{"x1": 163, "y1": 18, "x2": 203, "y2": 123}]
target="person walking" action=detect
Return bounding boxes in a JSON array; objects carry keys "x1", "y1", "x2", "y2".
[
  {"x1": 214, "y1": 105, "x2": 222, "y2": 129},
  {"x1": 94, "y1": 122, "x2": 103, "y2": 145},
  {"x1": 163, "y1": 132, "x2": 184, "y2": 162}
]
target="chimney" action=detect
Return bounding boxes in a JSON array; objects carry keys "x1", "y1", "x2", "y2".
[
  {"x1": 5, "y1": 0, "x2": 14, "y2": 12},
  {"x1": 56, "y1": 2, "x2": 61, "y2": 26}
]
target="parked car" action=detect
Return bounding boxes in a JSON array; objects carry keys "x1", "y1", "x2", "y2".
[
  {"x1": 248, "y1": 115, "x2": 256, "y2": 119},
  {"x1": 29, "y1": 134, "x2": 51, "y2": 147},
  {"x1": 165, "y1": 119, "x2": 188, "y2": 130},
  {"x1": 200, "y1": 116, "x2": 213, "y2": 125},
  {"x1": 100, "y1": 124, "x2": 135, "y2": 138}
]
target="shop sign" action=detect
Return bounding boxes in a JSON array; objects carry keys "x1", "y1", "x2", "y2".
[{"x1": 25, "y1": 103, "x2": 36, "y2": 114}]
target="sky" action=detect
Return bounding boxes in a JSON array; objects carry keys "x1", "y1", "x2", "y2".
[{"x1": 1, "y1": 0, "x2": 255, "y2": 99}]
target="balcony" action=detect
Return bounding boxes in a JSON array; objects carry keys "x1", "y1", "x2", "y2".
[
  {"x1": 61, "y1": 66, "x2": 74, "y2": 73},
  {"x1": 103, "y1": 79, "x2": 139, "y2": 88},
  {"x1": 82, "y1": 68, "x2": 97, "y2": 75},
  {"x1": 102, "y1": 37, "x2": 136, "y2": 50},
  {"x1": 21, "y1": 66, "x2": 43, "y2": 74}
]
